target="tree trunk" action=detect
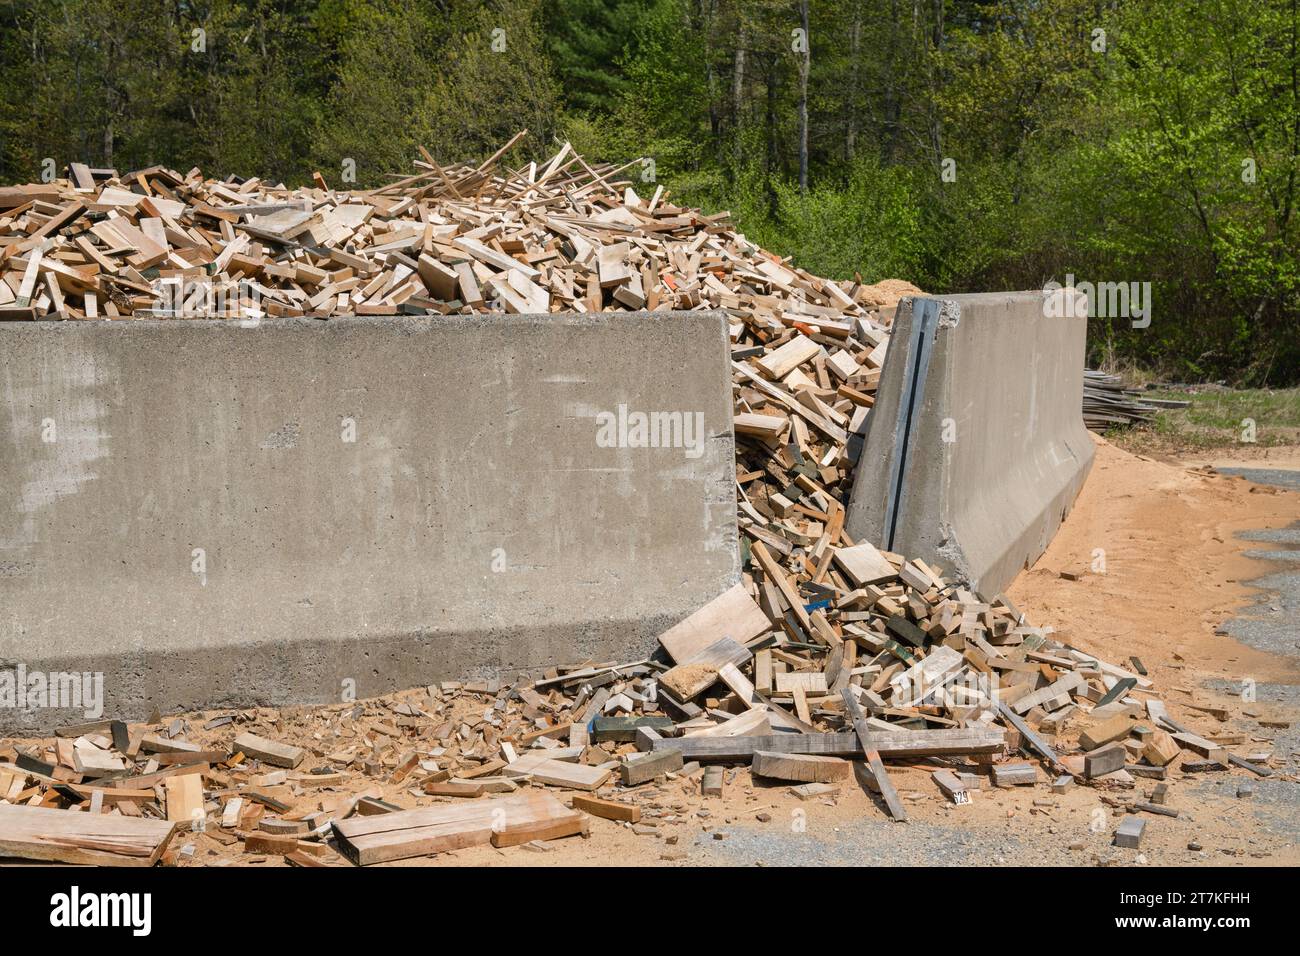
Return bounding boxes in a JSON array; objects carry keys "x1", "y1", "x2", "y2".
[
  {"x1": 845, "y1": 1, "x2": 861, "y2": 164},
  {"x1": 733, "y1": 17, "x2": 746, "y2": 169},
  {"x1": 881, "y1": 0, "x2": 901, "y2": 164},
  {"x1": 797, "y1": 0, "x2": 810, "y2": 193}
]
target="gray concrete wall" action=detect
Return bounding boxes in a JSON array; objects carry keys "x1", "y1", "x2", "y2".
[
  {"x1": 0, "y1": 312, "x2": 737, "y2": 733},
  {"x1": 846, "y1": 291, "x2": 1093, "y2": 597}
]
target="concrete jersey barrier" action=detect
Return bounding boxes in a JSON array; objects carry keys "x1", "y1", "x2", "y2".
[
  {"x1": 0, "y1": 311, "x2": 737, "y2": 733},
  {"x1": 845, "y1": 291, "x2": 1094, "y2": 597}
]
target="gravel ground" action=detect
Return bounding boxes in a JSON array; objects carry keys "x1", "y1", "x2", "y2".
[{"x1": 1217, "y1": 467, "x2": 1300, "y2": 493}]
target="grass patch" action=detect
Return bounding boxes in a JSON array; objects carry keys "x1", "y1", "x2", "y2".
[{"x1": 1107, "y1": 387, "x2": 1300, "y2": 455}]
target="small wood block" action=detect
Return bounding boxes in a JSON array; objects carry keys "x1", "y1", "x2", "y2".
[
  {"x1": 933, "y1": 769, "x2": 970, "y2": 804},
  {"x1": 1113, "y1": 816, "x2": 1146, "y2": 849},
  {"x1": 232, "y1": 732, "x2": 306, "y2": 769},
  {"x1": 991, "y1": 762, "x2": 1038, "y2": 787},
  {"x1": 790, "y1": 781, "x2": 839, "y2": 801},
  {"x1": 701, "y1": 766, "x2": 725, "y2": 797},
  {"x1": 1085, "y1": 742, "x2": 1128, "y2": 779},
  {"x1": 592, "y1": 716, "x2": 674, "y2": 743},
  {"x1": 244, "y1": 833, "x2": 300, "y2": 855},
  {"x1": 1079, "y1": 713, "x2": 1138, "y2": 751},
  {"x1": 621, "y1": 749, "x2": 683, "y2": 787}
]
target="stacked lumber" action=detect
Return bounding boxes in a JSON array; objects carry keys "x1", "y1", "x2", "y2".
[{"x1": 1083, "y1": 369, "x2": 1161, "y2": 430}]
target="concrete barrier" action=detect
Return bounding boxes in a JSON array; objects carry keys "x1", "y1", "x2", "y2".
[
  {"x1": 0, "y1": 312, "x2": 737, "y2": 733},
  {"x1": 846, "y1": 291, "x2": 1093, "y2": 597}
]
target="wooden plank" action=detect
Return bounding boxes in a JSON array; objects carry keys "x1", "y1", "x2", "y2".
[
  {"x1": 504, "y1": 753, "x2": 611, "y2": 791},
  {"x1": 751, "y1": 750, "x2": 850, "y2": 783},
  {"x1": 163, "y1": 774, "x2": 204, "y2": 824},
  {"x1": 754, "y1": 333, "x2": 821, "y2": 379},
  {"x1": 833, "y1": 542, "x2": 897, "y2": 587},
  {"x1": 332, "y1": 792, "x2": 581, "y2": 865},
  {"x1": 0, "y1": 803, "x2": 175, "y2": 867},
  {"x1": 571, "y1": 794, "x2": 641, "y2": 823},
  {"x1": 656, "y1": 583, "x2": 769, "y2": 663},
  {"x1": 651, "y1": 726, "x2": 1005, "y2": 762},
  {"x1": 864, "y1": 749, "x2": 908, "y2": 821},
  {"x1": 842, "y1": 688, "x2": 907, "y2": 820},
  {"x1": 621, "y1": 749, "x2": 683, "y2": 786}
]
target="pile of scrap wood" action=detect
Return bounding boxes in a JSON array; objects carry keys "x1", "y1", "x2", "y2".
[
  {"x1": 0, "y1": 131, "x2": 906, "y2": 328},
  {"x1": 0, "y1": 133, "x2": 909, "y2": 535},
  {"x1": 0, "y1": 542, "x2": 1274, "y2": 865}
]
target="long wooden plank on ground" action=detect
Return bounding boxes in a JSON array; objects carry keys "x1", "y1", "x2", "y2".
[
  {"x1": 0, "y1": 803, "x2": 176, "y2": 866},
  {"x1": 332, "y1": 792, "x2": 583, "y2": 865},
  {"x1": 842, "y1": 688, "x2": 907, "y2": 821},
  {"x1": 650, "y1": 726, "x2": 1005, "y2": 762}
]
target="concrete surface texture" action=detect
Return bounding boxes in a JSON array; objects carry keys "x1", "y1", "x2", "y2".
[
  {"x1": 846, "y1": 291, "x2": 1094, "y2": 597},
  {"x1": 0, "y1": 312, "x2": 737, "y2": 733}
]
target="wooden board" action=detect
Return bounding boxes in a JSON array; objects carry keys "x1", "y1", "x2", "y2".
[
  {"x1": 751, "y1": 750, "x2": 850, "y2": 783},
  {"x1": 571, "y1": 794, "x2": 641, "y2": 823},
  {"x1": 332, "y1": 792, "x2": 583, "y2": 865},
  {"x1": 0, "y1": 803, "x2": 176, "y2": 867},
  {"x1": 164, "y1": 773, "x2": 204, "y2": 824},
  {"x1": 651, "y1": 726, "x2": 1005, "y2": 762},
  {"x1": 504, "y1": 752, "x2": 611, "y2": 791},
  {"x1": 833, "y1": 542, "x2": 897, "y2": 587},
  {"x1": 842, "y1": 688, "x2": 907, "y2": 820},
  {"x1": 656, "y1": 583, "x2": 769, "y2": 663}
]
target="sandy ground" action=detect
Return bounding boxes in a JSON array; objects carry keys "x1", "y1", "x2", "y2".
[{"x1": 174, "y1": 435, "x2": 1300, "y2": 868}]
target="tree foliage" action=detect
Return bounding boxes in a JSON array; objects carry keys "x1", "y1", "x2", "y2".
[{"x1": 0, "y1": 0, "x2": 1295, "y2": 382}]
